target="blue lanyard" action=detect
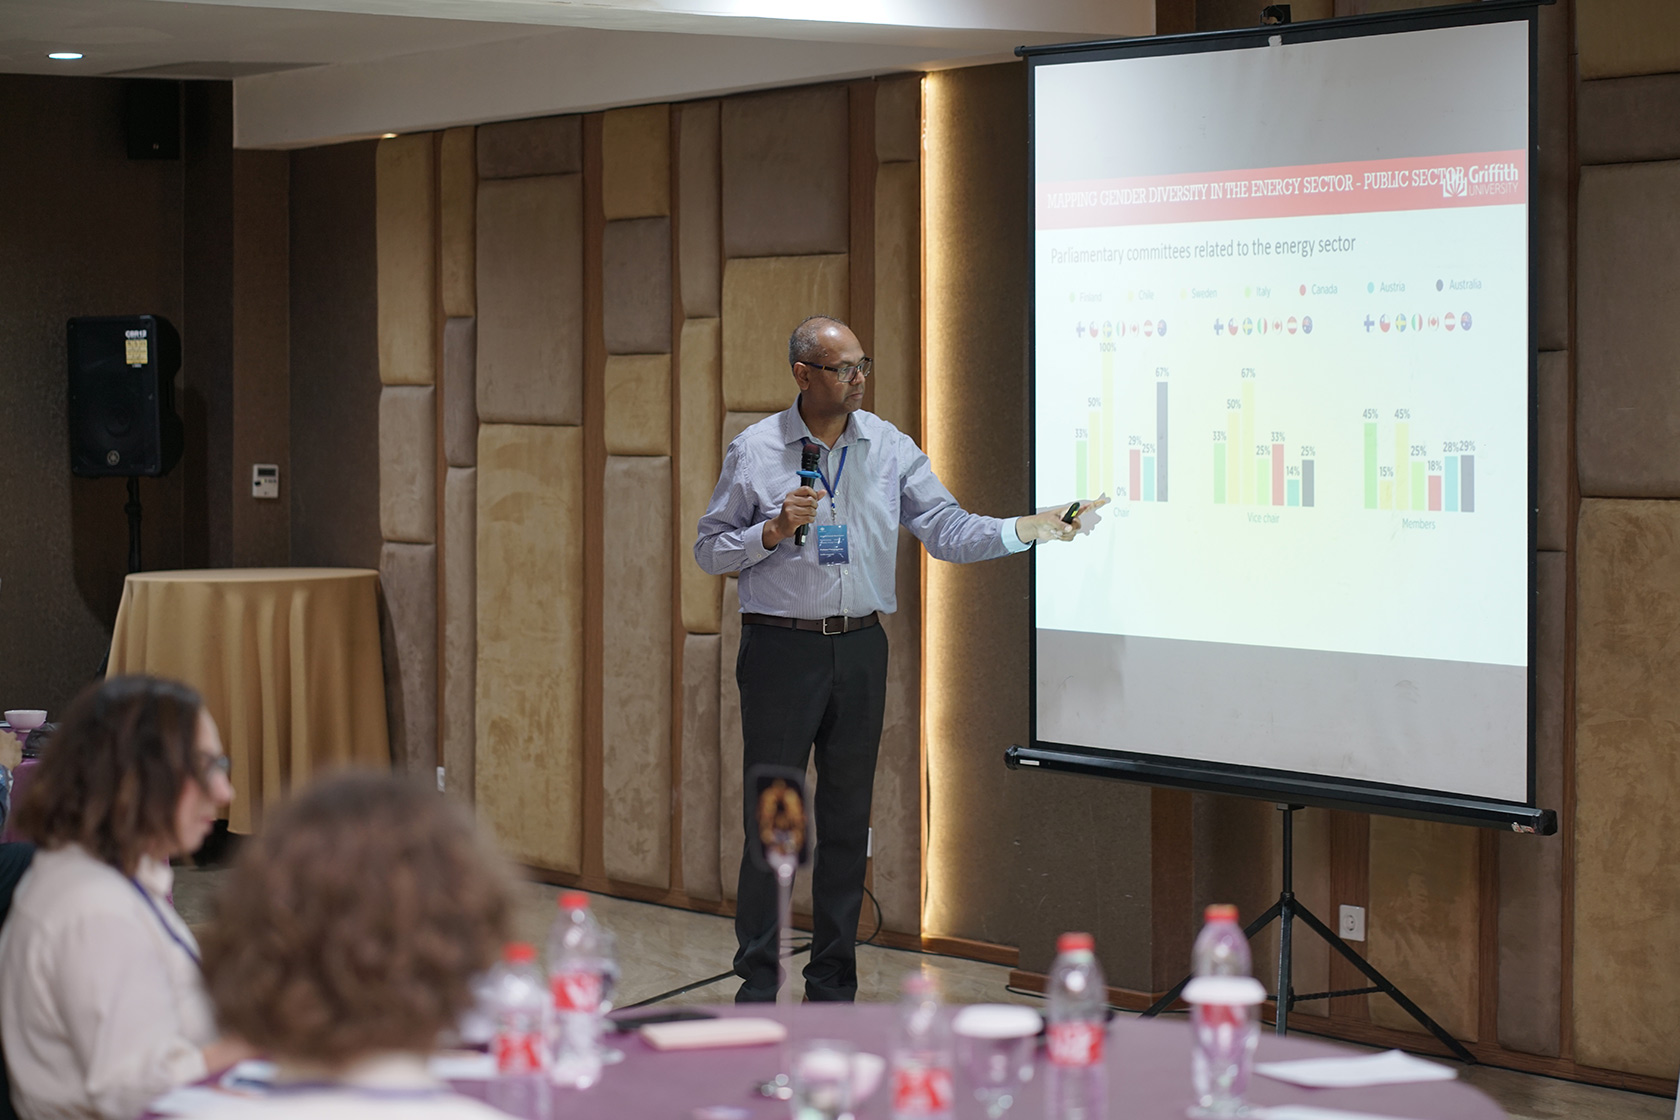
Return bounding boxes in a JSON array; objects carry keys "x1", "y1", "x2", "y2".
[
  {"x1": 127, "y1": 876, "x2": 202, "y2": 968},
  {"x1": 814, "y1": 446, "x2": 848, "y2": 517}
]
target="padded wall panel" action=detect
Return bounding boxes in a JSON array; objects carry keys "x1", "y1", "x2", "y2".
[
  {"x1": 476, "y1": 424, "x2": 584, "y2": 873},
  {"x1": 477, "y1": 175, "x2": 584, "y2": 425},
  {"x1": 1534, "y1": 0, "x2": 1568, "y2": 353},
  {"x1": 605, "y1": 354, "x2": 672, "y2": 456},
  {"x1": 602, "y1": 456, "x2": 673, "y2": 888},
  {"x1": 1577, "y1": 161, "x2": 1680, "y2": 497},
  {"x1": 1366, "y1": 817, "x2": 1480, "y2": 1041},
  {"x1": 1574, "y1": 499, "x2": 1680, "y2": 1076},
  {"x1": 873, "y1": 161, "x2": 920, "y2": 438},
  {"x1": 376, "y1": 134, "x2": 435, "y2": 386},
  {"x1": 1537, "y1": 351, "x2": 1567, "y2": 552},
  {"x1": 443, "y1": 467, "x2": 477, "y2": 806},
  {"x1": 378, "y1": 386, "x2": 437, "y2": 544},
  {"x1": 378, "y1": 542, "x2": 436, "y2": 776},
  {"x1": 681, "y1": 319, "x2": 724, "y2": 631},
  {"x1": 477, "y1": 115, "x2": 582, "y2": 180},
  {"x1": 876, "y1": 76, "x2": 921, "y2": 164},
  {"x1": 721, "y1": 255, "x2": 848, "y2": 411},
  {"x1": 603, "y1": 104, "x2": 671, "y2": 220},
  {"x1": 604, "y1": 217, "x2": 673, "y2": 354},
  {"x1": 1496, "y1": 550, "x2": 1565, "y2": 1055},
  {"x1": 721, "y1": 86, "x2": 850, "y2": 258},
  {"x1": 722, "y1": 411, "x2": 775, "y2": 464},
  {"x1": 679, "y1": 101, "x2": 722, "y2": 319},
  {"x1": 1577, "y1": 0, "x2": 1680, "y2": 80},
  {"x1": 444, "y1": 317, "x2": 478, "y2": 468},
  {"x1": 441, "y1": 126, "x2": 476, "y2": 318},
  {"x1": 682, "y1": 634, "x2": 722, "y2": 900},
  {"x1": 1580, "y1": 75, "x2": 1680, "y2": 165},
  {"x1": 871, "y1": 533, "x2": 921, "y2": 933}
]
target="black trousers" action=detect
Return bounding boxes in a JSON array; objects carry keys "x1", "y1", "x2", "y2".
[{"x1": 732, "y1": 621, "x2": 888, "y2": 1002}]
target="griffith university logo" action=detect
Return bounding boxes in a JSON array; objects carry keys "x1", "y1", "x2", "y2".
[{"x1": 1440, "y1": 165, "x2": 1468, "y2": 199}]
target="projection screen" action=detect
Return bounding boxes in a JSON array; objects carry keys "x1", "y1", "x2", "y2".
[{"x1": 1018, "y1": 3, "x2": 1552, "y2": 832}]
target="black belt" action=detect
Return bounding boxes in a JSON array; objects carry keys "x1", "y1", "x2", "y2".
[{"x1": 741, "y1": 611, "x2": 880, "y2": 636}]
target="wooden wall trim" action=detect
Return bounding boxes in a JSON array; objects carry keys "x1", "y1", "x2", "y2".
[
  {"x1": 582, "y1": 113, "x2": 607, "y2": 880},
  {"x1": 432, "y1": 130, "x2": 448, "y2": 774},
  {"x1": 1326, "y1": 810, "x2": 1370, "y2": 1021},
  {"x1": 668, "y1": 103, "x2": 687, "y2": 894},
  {"x1": 1558, "y1": 0, "x2": 1580, "y2": 1067},
  {"x1": 1149, "y1": 788, "x2": 1194, "y2": 989},
  {"x1": 849, "y1": 79, "x2": 878, "y2": 402}
]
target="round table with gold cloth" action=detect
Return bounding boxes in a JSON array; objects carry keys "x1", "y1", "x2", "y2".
[{"x1": 106, "y1": 568, "x2": 390, "y2": 833}]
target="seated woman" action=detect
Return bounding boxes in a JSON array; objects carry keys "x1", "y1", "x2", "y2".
[
  {"x1": 198, "y1": 772, "x2": 515, "y2": 1118},
  {"x1": 0, "y1": 676, "x2": 249, "y2": 1120}
]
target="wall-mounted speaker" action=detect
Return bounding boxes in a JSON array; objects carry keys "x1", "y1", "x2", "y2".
[
  {"x1": 123, "y1": 80, "x2": 181, "y2": 161},
  {"x1": 68, "y1": 315, "x2": 184, "y2": 478}
]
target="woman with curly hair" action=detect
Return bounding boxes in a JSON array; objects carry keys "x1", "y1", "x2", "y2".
[
  {"x1": 0, "y1": 675, "x2": 251, "y2": 1120},
  {"x1": 197, "y1": 771, "x2": 517, "y2": 1118}
]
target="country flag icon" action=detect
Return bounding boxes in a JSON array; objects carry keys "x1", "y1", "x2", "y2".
[
  {"x1": 1214, "y1": 319, "x2": 1224, "y2": 336},
  {"x1": 1143, "y1": 319, "x2": 1154, "y2": 337},
  {"x1": 1396, "y1": 312, "x2": 1408, "y2": 333},
  {"x1": 1157, "y1": 320, "x2": 1168, "y2": 337},
  {"x1": 1301, "y1": 316, "x2": 1313, "y2": 334},
  {"x1": 1411, "y1": 314, "x2": 1423, "y2": 332},
  {"x1": 1363, "y1": 315, "x2": 1375, "y2": 332},
  {"x1": 1429, "y1": 315, "x2": 1440, "y2": 330},
  {"x1": 1103, "y1": 320, "x2": 1112, "y2": 338},
  {"x1": 1242, "y1": 317, "x2": 1253, "y2": 335},
  {"x1": 1286, "y1": 316, "x2": 1298, "y2": 335},
  {"x1": 1228, "y1": 319, "x2": 1239, "y2": 336},
  {"x1": 1461, "y1": 312, "x2": 1473, "y2": 330},
  {"x1": 1444, "y1": 312, "x2": 1457, "y2": 331},
  {"x1": 1272, "y1": 319, "x2": 1283, "y2": 333},
  {"x1": 1076, "y1": 322, "x2": 1086, "y2": 337},
  {"x1": 1257, "y1": 317, "x2": 1268, "y2": 335},
  {"x1": 1379, "y1": 314, "x2": 1390, "y2": 332}
]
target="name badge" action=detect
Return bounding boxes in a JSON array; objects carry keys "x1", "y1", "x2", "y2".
[{"x1": 815, "y1": 524, "x2": 850, "y2": 566}]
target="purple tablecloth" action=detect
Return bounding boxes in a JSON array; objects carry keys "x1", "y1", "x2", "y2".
[{"x1": 456, "y1": 1004, "x2": 1504, "y2": 1119}]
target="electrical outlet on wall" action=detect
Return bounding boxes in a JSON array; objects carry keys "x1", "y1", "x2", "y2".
[{"x1": 1339, "y1": 904, "x2": 1366, "y2": 942}]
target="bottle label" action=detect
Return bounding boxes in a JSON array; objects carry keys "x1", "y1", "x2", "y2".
[
  {"x1": 551, "y1": 969, "x2": 603, "y2": 1013},
  {"x1": 1046, "y1": 1021, "x2": 1105, "y2": 1067},
  {"x1": 1193, "y1": 1002, "x2": 1246, "y2": 1029},
  {"x1": 493, "y1": 1030, "x2": 544, "y2": 1074},
  {"x1": 890, "y1": 1065, "x2": 954, "y2": 1116}
]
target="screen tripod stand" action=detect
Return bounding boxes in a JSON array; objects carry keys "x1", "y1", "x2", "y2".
[{"x1": 1141, "y1": 803, "x2": 1475, "y2": 1065}]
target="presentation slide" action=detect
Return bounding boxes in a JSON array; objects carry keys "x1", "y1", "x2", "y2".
[{"x1": 1032, "y1": 19, "x2": 1532, "y2": 804}]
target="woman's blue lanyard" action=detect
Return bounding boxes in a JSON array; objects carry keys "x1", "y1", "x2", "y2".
[
  {"x1": 127, "y1": 876, "x2": 202, "y2": 969},
  {"x1": 814, "y1": 446, "x2": 848, "y2": 521}
]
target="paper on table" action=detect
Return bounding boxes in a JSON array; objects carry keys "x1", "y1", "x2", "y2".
[
  {"x1": 641, "y1": 1017, "x2": 787, "y2": 1050},
  {"x1": 1256, "y1": 1107, "x2": 1432, "y2": 1120},
  {"x1": 1255, "y1": 1049, "x2": 1456, "y2": 1089},
  {"x1": 429, "y1": 1051, "x2": 497, "y2": 1080},
  {"x1": 148, "y1": 1087, "x2": 241, "y2": 1117}
]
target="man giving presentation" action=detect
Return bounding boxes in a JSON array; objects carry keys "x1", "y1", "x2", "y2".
[{"x1": 694, "y1": 315, "x2": 1105, "y2": 1002}]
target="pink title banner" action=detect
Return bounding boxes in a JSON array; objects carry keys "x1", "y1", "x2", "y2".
[{"x1": 1038, "y1": 150, "x2": 1527, "y2": 229}]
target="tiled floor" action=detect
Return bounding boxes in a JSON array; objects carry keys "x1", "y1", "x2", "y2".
[{"x1": 174, "y1": 869, "x2": 1671, "y2": 1119}]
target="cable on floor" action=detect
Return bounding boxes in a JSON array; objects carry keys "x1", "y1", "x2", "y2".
[{"x1": 620, "y1": 940, "x2": 813, "y2": 1010}]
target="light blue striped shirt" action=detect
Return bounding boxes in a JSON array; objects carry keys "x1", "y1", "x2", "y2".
[{"x1": 694, "y1": 398, "x2": 1030, "y2": 618}]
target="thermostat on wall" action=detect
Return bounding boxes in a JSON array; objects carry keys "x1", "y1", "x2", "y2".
[{"x1": 251, "y1": 464, "x2": 280, "y2": 500}]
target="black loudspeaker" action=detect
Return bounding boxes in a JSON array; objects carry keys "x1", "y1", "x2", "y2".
[
  {"x1": 123, "y1": 80, "x2": 181, "y2": 160},
  {"x1": 68, "y1": 315, "x2": 184, "y2": 478}
]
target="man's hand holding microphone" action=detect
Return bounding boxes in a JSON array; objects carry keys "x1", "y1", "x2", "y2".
[{"x1": 762, "y1": 482, "x2": 826, "y2": 549}]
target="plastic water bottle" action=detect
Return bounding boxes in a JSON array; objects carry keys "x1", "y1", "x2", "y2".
[
  {"x1": 1187, "y1": 904, "x2": 1263, "y2": 1118},
  {"x1": 1044, "y1": 932, "x2": 1108, "y2": 1120},
  {"x1": 547, "y1": 892, "x2": 604, "y2": 1089},
  {"x1": 889, "y1": 972, "x2": 954, "y2": 1120},
  {"x1": 488, "y1": 943, "x2": 551, "y2": 1119}
]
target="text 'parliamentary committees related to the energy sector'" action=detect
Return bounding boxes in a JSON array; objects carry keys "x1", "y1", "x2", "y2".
[{"x1": 1032, "y1": 19, "x2": 1531, "y2": 805}]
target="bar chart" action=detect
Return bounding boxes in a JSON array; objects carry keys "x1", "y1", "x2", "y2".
[
  {"x1": 1127, "y1": 372, "x2": 1169, "y2": 503},
  {"x1": 1362, "y1": 409, "x2": 1476, "y2": 513},
  {"x1": 1071, "y1": 333, "x2": 1169, "y2": 504},
  {"x1": 1212, "y1": 368, "x2": 1316, "y2": 508}
]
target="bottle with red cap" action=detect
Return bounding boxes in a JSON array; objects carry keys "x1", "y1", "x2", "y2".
[
  {"x1": 1185, "y1": 904, "x2": 1264, "y2": 1118},
  {"x1": 1044, "y1": 931, "x2": 1108, "y2": 1120},
  {"x1": 488, "y1": 942, "x2": 551, "y2": 1117},
  {"x1": 889, "y1": 971, "x2": 954, "y2": 1120},
  {"x1": 547, "y1": 892, "x2": 605, "y2": 1089}
]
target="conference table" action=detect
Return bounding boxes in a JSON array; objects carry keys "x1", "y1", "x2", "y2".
[
  {"x1": 106, "y1": 568, "x2": 390, "y2": 832},
  {"x1": 455, "y1": 1004, "x2": 1505, "y2": 1119}
]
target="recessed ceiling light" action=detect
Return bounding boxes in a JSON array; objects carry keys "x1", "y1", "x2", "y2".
[
  {"x1": 381, "y1": 133, "x2": 398, "y2": 139},
  {"x1": 47, "y1": 52, "x2": 84, "y2": 61}
]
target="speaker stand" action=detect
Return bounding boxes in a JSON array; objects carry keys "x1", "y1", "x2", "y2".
[
  {"x1": 125, "y1": 476, "x2": 142, "y2": 574},
  {"x1": 1141, "y1": 803, "x2": 1475, "y2": 1064}
]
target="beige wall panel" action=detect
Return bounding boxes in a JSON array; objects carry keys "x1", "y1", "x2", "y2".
[
  {"x1": 1578, "y1": 0, "x2": 1680, "y2": 80},
  {"x1": 444, "y1": 317, "x2": 477, "y2": 468},
  {"x1": 443, "y1": 467, "x2": 477, "y2": 806},
  {"x1": 682, "y1": 634, "x2": 722, "y2": 900},
  {"x1": 477, "y1": 115, "x2": 583, "y2": 180},
  {"x1": 873, "y1": 162, "x2": 921, "y2": 438},
  {"x1": 603, "y1": 104, "x2": 671, "y2": 220},
  {"x1": 1497, "y1": 551, "x2": 1565, "y2": 1055},
  {"x1": 378, "y1": 385, "x2": 437, "y2": 544},
  {"x1": 605, "y1": 354, "x2": 672, "y2": 456},
  {"x1": 722, "y1": 410, "x2": 775, "y2": 463},
  {"x1": 1580, "y1": 75, "x2": 1680, "y2": 165},
  {"x1": 376, "y1": 134, "x2": 435, "y2": 386},
  {"x1": 441, "y1": 126, "x2": 477, "y2": 318},
  {"x1": 476, "y1": 424, "x2": 584, "y2": 873},
  {"x1": 1534, "y1": 0, "x2": 1568, "y2": 352},
  {"x1": 477, "y1": 175, "x2": 584, "y2": 425},
  {"x1": 378, "y1": 542, "x2": 436, "y2": 776},
  {"x1": 721, "y1": 86, "x2": 850, "y2": 258},
  {"x1": 604, "y1": 217, "x2": 673, "y2": 355},
  {"x1": 1537, "y1": 351, "x2": 1567, "y2": 552},
  {"x1": 679, "y1": 101, "x2": 722, "y2": 319},
  {"x1": 1577, "y1": 161, "x2": 1680, "y2": 497},
  {"x1": 721, "y1": 255, "x2": 848, "y2": 412},
  {"x1": 681, "y1": 318, "x2": 725, "y2": 632},
  {"x1": 1366, "y1": 816, "x2": 1480, "y2": 1041},
  {"x1": 1574, "y1": 499, "x2": 1680, "y2": 1076},
  {"x1": 602, "y1": 456, "x2": 674, "y2": 888},
  {"x1": 876, "y1": 76, "x2": 921, "y2": 164},
  {"x1": 871, "y1": 533, "x2": 921, "y2": 934}
]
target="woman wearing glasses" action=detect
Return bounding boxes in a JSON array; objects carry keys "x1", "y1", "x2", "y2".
[{"x1": 0, "y1": 675, "x2": 252, "y2": 1120}]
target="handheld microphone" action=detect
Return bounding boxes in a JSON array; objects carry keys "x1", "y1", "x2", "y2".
[{"x1": 794, "y1": 444, "x2": 821, "y2": 547}]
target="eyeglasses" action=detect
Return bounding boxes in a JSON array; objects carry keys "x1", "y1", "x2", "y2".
[
  {"x1": 802, "y1": 358, "x2": 873, "y2": 384},
  {"x1": 199, "y1": 754, "x2": 231, "y2": 777}
]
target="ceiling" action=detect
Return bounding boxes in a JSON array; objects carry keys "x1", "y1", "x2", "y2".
[{"x1": 0, "y1": 0, "x2": 1154, "y2": 147}]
